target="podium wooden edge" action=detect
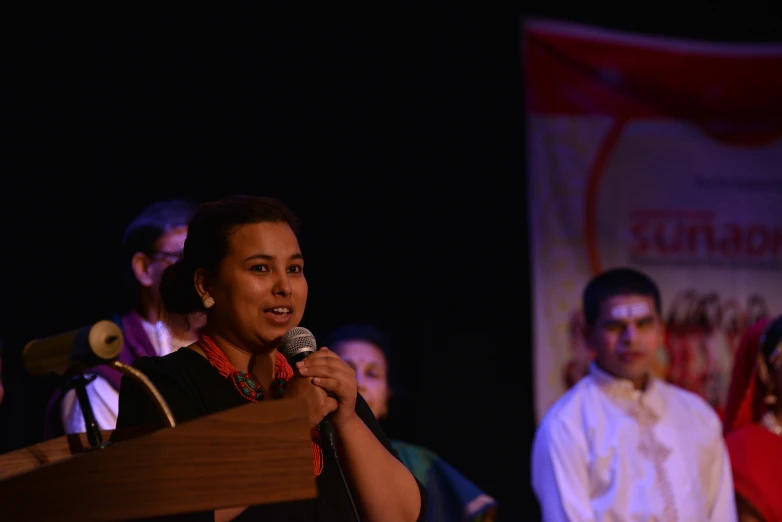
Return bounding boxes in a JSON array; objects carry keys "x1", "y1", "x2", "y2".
[
  {"x1": 0, "y1": 429, "x2": 111, "y2": 480},
  {"x1": 0, "y1": 397, "x2": 317, "y2": 521}
]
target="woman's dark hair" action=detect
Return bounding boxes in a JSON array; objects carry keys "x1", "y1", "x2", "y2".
[
  {"x1": 325, "y1": 323, "x2": 394, "y2": 361},
  {"x1": 760, "y1": 314, "x2": 782, "y2": 367},
  {"x1": 582, "y1": 267, "x2": 662, "y2": 328},
  {"x1": 160, "y1": 195, "x2": 301, "y2": 315}
]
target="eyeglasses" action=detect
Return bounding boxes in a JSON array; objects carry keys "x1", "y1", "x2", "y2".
[{"x1": 148, "y1": 250, "x2": 183, "y2": 263}]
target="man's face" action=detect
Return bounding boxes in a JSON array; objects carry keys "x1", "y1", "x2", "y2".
[{"x1": 585, "y1": 294, "x2": 663, "y2": 388}]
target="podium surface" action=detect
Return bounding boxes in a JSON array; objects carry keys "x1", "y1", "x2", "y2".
[{"x1": 0, "y1": 397, "x2": 317, "y2": 521}]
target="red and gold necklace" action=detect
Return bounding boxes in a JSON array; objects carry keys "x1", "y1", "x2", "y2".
[{"x1": 198, "y1": 333, "x2": 324, "y2": 476}]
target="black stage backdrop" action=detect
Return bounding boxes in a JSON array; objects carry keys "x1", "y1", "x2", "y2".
[{"x1": 2, "y1": 5, "x2": 780, "y2": 520}]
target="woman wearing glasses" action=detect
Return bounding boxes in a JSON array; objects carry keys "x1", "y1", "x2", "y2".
[{"x1": 46, "y1": 198, "x2": 206, "y2": 438}]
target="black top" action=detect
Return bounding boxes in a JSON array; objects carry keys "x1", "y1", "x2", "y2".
[{"x1": 116, "y1": 348, "x2": 427, "y2": 522}]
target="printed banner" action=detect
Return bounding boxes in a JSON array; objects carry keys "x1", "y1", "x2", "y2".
[{"x1": 523, "y1": 19, "x2": 782, "y2": 423}]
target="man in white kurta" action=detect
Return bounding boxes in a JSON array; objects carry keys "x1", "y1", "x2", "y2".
[
  {"x1": 532, "y1": 363, "x2": 736, "y2": 521},
  {"x1": 531, "y1": 267, "x2": 737, "y2": 522}
]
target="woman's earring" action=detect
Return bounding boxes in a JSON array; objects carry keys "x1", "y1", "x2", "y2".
[{"x1": 203, "y1": 296, "x2": 215, "y2": 309}]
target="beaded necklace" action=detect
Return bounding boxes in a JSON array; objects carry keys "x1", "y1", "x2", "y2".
[{"x1": 197, "y1": 333, "x2": 324, "y2": 475}]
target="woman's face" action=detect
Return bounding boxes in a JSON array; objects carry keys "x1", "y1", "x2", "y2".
[
  {"x1": 332, "y1": 340, "x2": 390, "y2": 420},
  {"x1": 203, "y1": 221, "x2": 308, "y2": 350},
  {"x1": 148, "y1": 226, "x2": 189, "y2": 291},
  {"x1": 771, "y1": 342, "x2": 782, "y2": 394}
]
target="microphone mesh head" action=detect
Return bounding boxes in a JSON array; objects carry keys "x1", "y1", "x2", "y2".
[{"x1": 279, "y1": 327, "x2": 317, "y2": 363}]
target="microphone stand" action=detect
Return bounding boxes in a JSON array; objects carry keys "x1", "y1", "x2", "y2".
[
  {"x1": 53, "y1": 360, "x2": 175, "y2": 451},
  {"x1": 63, "y1": 373, "x2": 108, "y2": 450}
]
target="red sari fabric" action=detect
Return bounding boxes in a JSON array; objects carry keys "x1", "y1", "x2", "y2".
[
  {"x1": 725, "y1": 423, "x2": 782, "y2": 522},
  {"x1": 723, "y1": 318, "x2": 771, "y2": 435},
  {"x1": 723, "y1": 316, "x2": 782, "y2": 522}
]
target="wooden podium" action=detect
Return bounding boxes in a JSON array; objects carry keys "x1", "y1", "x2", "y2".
[{"x1": 0, "y1": 397, "x2": 317, "y2": 521}]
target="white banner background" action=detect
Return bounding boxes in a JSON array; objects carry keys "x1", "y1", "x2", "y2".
[{"x1": 529, "y1": 110, "x2": 782, "y2": 423}]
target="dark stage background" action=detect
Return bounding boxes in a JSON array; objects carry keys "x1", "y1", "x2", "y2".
[{"x1": 2, "y1": 5, "x2": 781, "y2": 520}]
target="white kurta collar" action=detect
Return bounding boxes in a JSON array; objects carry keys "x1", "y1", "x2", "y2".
[{"x1": 589, "y1": 363, "x2": 666, "y2": 421}]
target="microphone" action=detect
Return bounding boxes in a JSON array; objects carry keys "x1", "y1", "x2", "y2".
[
  {"x1": 279, "y1": 327, "x2": 337, "y2": 446},
  {"x1": 280, "y1": 326, "x2": 361, "y2": 521},
  {"x1": 279, "y1": 326, "x2": 319, "y2": 365},
  {"x1": 22, "y1": 320, "x2": 124, "y2": 377}
]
